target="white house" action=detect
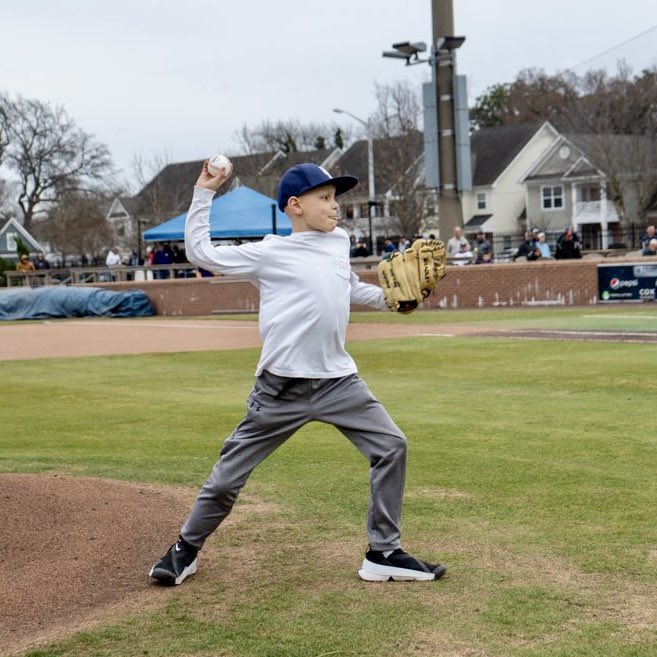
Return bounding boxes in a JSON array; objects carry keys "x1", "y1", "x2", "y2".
[
  {"x1": 0, "y1": 217, "x2": 45, "y2": 262},
  {"x1": 460, "y1": 122, "x2": 560, "y2": 245}
]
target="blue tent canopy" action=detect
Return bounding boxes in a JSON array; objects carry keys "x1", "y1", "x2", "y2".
[{"x1": 143, "y1": 186, "x2": 291, "y2": 242}]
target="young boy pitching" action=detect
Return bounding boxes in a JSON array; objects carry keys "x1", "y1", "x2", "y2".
[{"x1": 149, "y1": 161, "x2": 446, "y2": 584}]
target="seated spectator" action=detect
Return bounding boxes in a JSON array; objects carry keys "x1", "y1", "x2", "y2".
[
  {"x1": 105, "y1": 246, "x2": 121, "y2": 267},
  {"x1": 383, "y1": 239, "x2": 397, "y2": 253},
  {"x1": 555, "y1": 227, "x2": 582, "y2": 259},
  {"x1": 452, "y1": 241, "x2": 473, "y2": 266},
  {"x1": 446, "y1": 226, "x2": 469, "y2": 259},
  {"x1": 16, "y1": 254, "x2": 35, "y2": 272},
  {"x1": 642, "y1": 238, "x2": 657, "y2": 256},
  {"x1": 514, "y1": 231, "x2": 540, "y2": 261},
  {"x1": 352, "y1": 241, "x2": 369, "y2": 257},
  {"x1": 641, "y1": 225, "x2": 656, "y2": 250},
  {"x1": 397, "y1": 236, "x2": 410, "y2": 253},
  {"x1": 536, "y1": 232, "x2": 552, "y2": 258},
  {"x1": 472, "y1": 229, "x2": 492, "y2": 264},
  {"x1": 35, "y1": 253, "x2": 50, "y2": 270}
]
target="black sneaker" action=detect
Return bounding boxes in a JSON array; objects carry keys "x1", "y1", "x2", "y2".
[
  {"x1": 358, "y1": 547, "x2": 447, "y2": 582},
  {"x1": 149, "y1": 537, "x2": 198, "y2": 586}
]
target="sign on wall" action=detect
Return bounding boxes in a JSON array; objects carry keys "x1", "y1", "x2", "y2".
[{"x1": 598, "y1": 262, "x2": 657, "y2": 302}]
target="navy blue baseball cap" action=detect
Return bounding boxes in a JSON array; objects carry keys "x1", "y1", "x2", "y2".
[{"x1": 277, "y1": 163, "x2": 358, "y2": 212}]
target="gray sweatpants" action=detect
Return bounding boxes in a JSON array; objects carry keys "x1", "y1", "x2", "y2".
[{"x1": 181, "y1": 370, "x2": 407, "y2": 552}]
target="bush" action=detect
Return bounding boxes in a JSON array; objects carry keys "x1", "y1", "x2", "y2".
[{"x1": 0, "y1": 256, "x2": 7, "y2": 287}]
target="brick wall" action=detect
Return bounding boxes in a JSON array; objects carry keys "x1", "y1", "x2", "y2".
[{"x1": 100, "y1": 260, "x2": 602, "y2": 316}]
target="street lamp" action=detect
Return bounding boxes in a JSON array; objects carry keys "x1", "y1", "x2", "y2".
[
  {"x1": 333, "y1": 107, "x2": 376, "y2": 254},
  {"x1": 382, "y1": 0, "x2": 467, "y2": 239}
]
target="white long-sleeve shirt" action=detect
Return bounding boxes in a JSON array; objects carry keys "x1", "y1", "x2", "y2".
[{"x1": 185, "y1": 187, "x2": 387, "y2": 378}]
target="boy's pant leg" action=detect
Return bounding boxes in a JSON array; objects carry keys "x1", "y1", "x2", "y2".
[
  {"x1": 181, "y1": 374, "x2": 309, "y2": 548},
  {"x1": 313, "y1": 375, "x2": 408, "y2": 552}
]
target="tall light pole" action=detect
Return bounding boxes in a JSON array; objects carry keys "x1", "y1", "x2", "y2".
[
  {"x1": 432, "y1": 0, "x2": 464, "y2": 238},
  {"x1": 333, "y1": 108, "x2": 376, "y2": 254},
  {"x1": 382, "y1": 0, "x2": 467, "y2": 240}
]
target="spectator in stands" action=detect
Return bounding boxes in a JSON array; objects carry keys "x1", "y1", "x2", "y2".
[
  {"x1": 105, "y1": 247, "x2": 121, "y2": 267},
  {"x1": 446, "y1": 226, "x2": 469, "y2": 259},
  {"x1": 641, "y1": 225, "x2": 656, "y2": 250},
  {"x1": 555, "y1": 227, "x2": 582, "y2": 259},
  {"x1": 472, "y1": 229, "x2": 492, "y2": 264},
  {"x1": 536, "y1": 232, "x2": 552, "y2": 259},
  {"x1": 353, "y1": 241, "x2": 369, "y2": 257},
  {"x1": 514, "y1": 231, "x2": 540, "y2": 261},
  {"x1": 397, "y1": 236, "x2": 410, "y2": 253},
  {"x1": 129, "y1": 251, "x2": 144, "y2": 266},
  {"x1": 383, "y1": 239, "x2": 397, "y2": 253},
  {"x1": 642, "y1": 238, "x2": 657, "y2": 256},
  {"x1": 154, "y1": 242, "x2": 174, "y2": 279},
  {"x1": 16, "y1": 254, "x2": 35, "y2": 272},
  {"x1": 35, "y1": 253, "x2": 50, "y2": 270},
  {"x1": 172, "y1": 244, "x2": 190, "y2": 277},
  {"x1": 452, "y1": 241, "x2": 473, "y2": 266}
]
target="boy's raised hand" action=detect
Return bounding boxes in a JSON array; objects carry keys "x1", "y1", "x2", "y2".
[{"x1": 195, "y1": 160, "x2": 233, "y2": 191}]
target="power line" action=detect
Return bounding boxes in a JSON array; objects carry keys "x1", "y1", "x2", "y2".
[{"x1": 566, "y1": 23, "x2": 657, "y2": 71}]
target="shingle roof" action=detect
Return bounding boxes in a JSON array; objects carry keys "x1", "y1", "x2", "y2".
[
  {"x1": 470, "y1": 124, "x2": 543, "y2": 186},
  {"x1": 129, "y1": 149, "x2": 336, "y2": 220},
  {"x1": 333, "y1": 132, "x2": 424, "y2": 197}
]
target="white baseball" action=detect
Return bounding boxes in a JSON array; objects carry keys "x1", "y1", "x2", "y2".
[{"x1": 208, "y1": 154, "x2": 232, "y2": 176}]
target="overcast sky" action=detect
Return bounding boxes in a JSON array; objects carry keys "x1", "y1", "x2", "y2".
[{"x1": 2, "y1": 0, "x2": 657, "y2": 187}]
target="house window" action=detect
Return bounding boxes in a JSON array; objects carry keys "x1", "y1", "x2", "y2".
[
  {"x1": 6, "y1": 232, "x2": 17, "y2": 251},
  {"x1": 542, "y1": 186, "x2": 564, "y2": 209},
  {"x1": 476, "y1": 192, "x2": 487, "y2": 210},
  {"x1": 578, "y1": 186, "x2": 601, "y2": 202}
]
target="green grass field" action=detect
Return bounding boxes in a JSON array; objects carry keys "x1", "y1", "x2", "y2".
[{"x1": 2, "y1": 306, "x2": 657, "y2": 657}]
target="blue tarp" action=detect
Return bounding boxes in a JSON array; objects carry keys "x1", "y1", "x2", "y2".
[
  {"x1": 143, "y1": 185, "x2": 291, "y2": 242},
  {"x1": 0, "y1": 287, "x2": 155, "y2": 321}
]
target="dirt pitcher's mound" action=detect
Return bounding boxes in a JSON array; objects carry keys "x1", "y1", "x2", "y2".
[{"x1": 1, "y1": 474, "x2": 196, "y2": 656}]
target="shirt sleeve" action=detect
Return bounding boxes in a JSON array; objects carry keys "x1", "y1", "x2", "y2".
[
  {"x1": 184, "y1": 187, "x2": 267, "y2": 277},
  {"x1": 350, "y1": 269, "x2": 388, "y2": 311}
]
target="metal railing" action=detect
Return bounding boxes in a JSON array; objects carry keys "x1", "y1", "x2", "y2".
[
  {"x1": 4, "y1": 264, "x2": 199, "y2": 288},
  {"x1": 3, "y1": 242, "x2": 649, "y2": 289}
]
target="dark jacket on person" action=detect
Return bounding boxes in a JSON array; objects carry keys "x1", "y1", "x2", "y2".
[{"x1": 555, "y1": 231, "x2": 582, "y2": 259}]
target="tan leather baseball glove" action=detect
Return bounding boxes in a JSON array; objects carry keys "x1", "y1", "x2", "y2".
[{"x1": 377, "y1": 239, "x2": 446, "y2": 313}]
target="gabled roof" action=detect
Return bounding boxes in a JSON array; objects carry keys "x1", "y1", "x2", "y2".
[
  {"x1": 123, "y1": 149, "x2": 339, "y2": 222},
  {"x1": 469, "y1": 123, "x2": 544, "y2": 186},
  {"x1": 0, "y1": 218, "x2": 45, "y2": 257},
  {"x1": 333, "y1": 132, "x2": 424, "y2": 196},
  {"x1": 563, "y1": 157, "x2": 599, "y2": 179},
  {"x1": 565, "y1": 133, "x2": 656, "y2": 177},
  {"x1": 523, "y1": 133, "x2": 604, "y2": 183}
]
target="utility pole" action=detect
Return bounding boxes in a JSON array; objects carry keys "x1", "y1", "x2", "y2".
[{"x1": 432, "y1": 0, "x2": 463, "y2": 238}]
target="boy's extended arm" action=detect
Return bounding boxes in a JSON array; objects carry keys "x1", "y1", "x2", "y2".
[
  {"x1": 184, "y1": 162, "x2": 263, "y2": 276},
  {"x1": 350, "y1": 271, "x2": 389, "y2": 311}
]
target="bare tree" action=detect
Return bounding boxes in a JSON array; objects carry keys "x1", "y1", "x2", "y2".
[
  {"x1": 470, "y1": 69, "x2": 579, "y2": 130},
  {"x1": 232, "y1": 119, "x2": 353, "y2": 155},
  {"x1": 0, "y1": 93, "x2": 10, "y2": 164},
  {"x1": 37, "y1": 191, "x2": 113, "y2": 264},
  {"x1": 369, "y1": 80, "x2": 428, "y2": 238},
  {"x1": 2, "y1": 94, "x2": 113, "y2": 231},
  {"x1": 128, "y1": 149, "x2": 196, "y2": 244},
  {"x1": 470, "y1": 64, "x2": 657, "y2": 227},
  {"x1": 559, "y1": 64, "x2": 657, "y2": 226}
]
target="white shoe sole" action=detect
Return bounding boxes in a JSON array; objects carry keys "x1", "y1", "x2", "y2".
[
  {"x1": 149, "y1": 557, "x2": 198, "y2": 585},
  {"x1": 357, "y1": 559, "x2": 437, "y2": 582}
]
